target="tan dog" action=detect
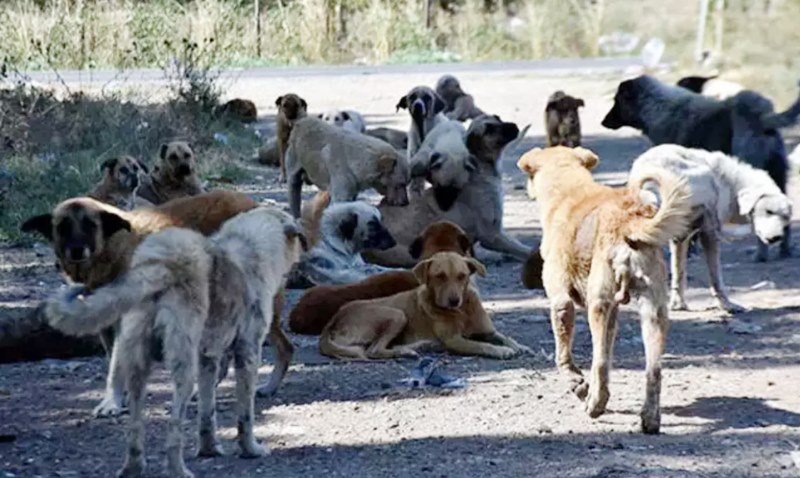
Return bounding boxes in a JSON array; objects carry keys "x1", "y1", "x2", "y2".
[
  {"x1": 21, "y1": 191, "x2": 293, "y2": 414},
  {"x1": 285, "y1": 117, "x2": 409, "y2": 218},
  {"x1": 217, "y1": 98, "x2": 258, "y2": 123},
  {"x1": 289, "y1": 221, "x2": 473, "y2": 335},
  {"x1": 137, "y1": 141, "x2": 204, "y2": 205},
  {"x1": 517, "y1": 146, "x2": 692, "y2": 434},
  {"x1": 545, "y1": 91, "x2": 584, "y2": 147},
  {"x1": 275, "y1": 93, "x2": 308, "y2": 183},
  {"x1": 320, "y1": 252, "x2": 530, "y2": 360},
  {"x1": 88, "y1": 156, "x2": 152, "y2": 210}
]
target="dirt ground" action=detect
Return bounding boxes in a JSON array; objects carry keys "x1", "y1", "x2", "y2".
[{"x1": 2, "y1": 68, "x2": 800, "y2": 478}]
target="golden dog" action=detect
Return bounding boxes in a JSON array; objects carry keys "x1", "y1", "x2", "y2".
[{"x1": 137, "y1": 141, "x2": 204, "y2": 205}]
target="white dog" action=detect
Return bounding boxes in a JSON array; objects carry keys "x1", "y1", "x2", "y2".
[
  {"x1": 318, "y1": 109, "x2": 367, "y2": 133},
  {"x1": 629, "y1": 144, "x2": 792, "y2": 313}
]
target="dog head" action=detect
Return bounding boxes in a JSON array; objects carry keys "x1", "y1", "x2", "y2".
[
  {"x1": 156, "y1": 141, "x2": 197, "y2": 182},
  {"x1": 738, "y1": 189, "x2": 792, "y2": 245},
  {"x1": 275, "y1": 93, "x2": 308, "y2": 122},
  {"x1": 413, "y1": 252, "x2": 486, "y2": 309},
  {"x1": 546, "y1": 91, "x2": 584, "y2": 146},
  {"x1": 676, "y1": 75, "x2": 717, "y2": 94},
  {"x1": 409, "y1": 221, "x2": 473, "y2": 260},
  {"x1": 317, "y1": 109, "x2": 355, "y2": 129},
  {"x1": 465, "y1": 114, "x2": 520, "y2": 162},
  {"x1": 396, "y1": 86, "x2": 446, "y2": 140},
  {"x1": 374, "y1": 151, "x2": 410, "y2": 207},
  {"x1": 428, "y1": 151, "x2": 477, "y2": 210},
  {"x1": 218, "y1": 98, "x2": 258, "y2": 123},
  {"x1": 21, "y1": 198, "x2": 132, "y2": 281},
  {"x1": 516, "y1": 146, "x2": 599, "y2": 200},
  {"x1": 435, "y1": 75, "x2": 466, "y2": 105},
  {"x1": 602, "y1": 76, "x2": 651, "y2": 131},
  {"x1": 100, "y1": 155, "x2": 148, "y2": 193},
  {"x1": 324, "y1": 200, "x2": 396, "y2": 252}
]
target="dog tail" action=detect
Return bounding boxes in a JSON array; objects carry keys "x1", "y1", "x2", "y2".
[
  {"x1": 762, "y1": 81, "x2": 800, "y2": 130},
  {"x1": 301, "y1": 191, "x2": 330, "y2": 248},
  {"x1": 625, "y1": 169, "x2": 692, "y2": 246}
]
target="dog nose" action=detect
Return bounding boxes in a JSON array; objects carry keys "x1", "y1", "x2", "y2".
[
  {"x1": 411, "y1": 99, "x2": 427, "y2": 116},
  {"x1": 68, "y1": 247, "x2": 87, "y2": 261},
  {"x1": 767, "y1": 235, "x2": 782, "y2": 244},
  {"x1": 178, "y1": 164, "x2": 191, "y2": 176},
  {"x1": 448, "y1": 296, "x2": 461, "y2": 308}
]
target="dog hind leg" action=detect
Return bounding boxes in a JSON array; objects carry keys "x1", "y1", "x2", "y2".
[
  {"x1": 94, "y1": 338, "x2": 127, "y2": 417},
  {"x1": 234, "y1": 304, "x2": 270, "y2": 458},
  {"x1": 549, "y1": 296, "x2": 585, "y2": 397},
  {"x1": 780, "y1": 225, "x2": 792, "y2": 258},
  {"x1": 256, "y1": 311, "x2": 295, "y2": 398},
  {"x1": 699, "y1": 229, "x2": 746, "y2": 313},
  {"x1": 668, "y1": 239, "x2": 690, "y2": 311},
  {"x1": 197, "y1": 354, "x2": 225, "y2": 457},
  {"x1": 637, "y1": 274, "x2": 669, "y2": 435},
  {"x1": 363, "y1": 308, "x2": 417, "y2": 359},
  {"x1": 116, "y1": 317, "x2": 152, "y2": 478},
  {"x1": 584, "y1": 264, "x2": 618, "y2": 419}
]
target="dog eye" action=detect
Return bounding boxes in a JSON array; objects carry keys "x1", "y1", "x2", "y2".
[
  {"x1": 169, "y1": 154, "x2": 178, "y2": 161},
  {"x1": 435, "y1": 272, "x2": 447, "y2": 281},
  {"x1": 457, "y1": 273, "x2": 466, "y2": 281},
  {"x1": 119, "y1": 167, "x2": 129, "y2": 175}
]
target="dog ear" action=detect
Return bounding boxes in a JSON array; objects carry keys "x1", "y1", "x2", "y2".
[
  {"x1": 516, "y1": 147, "x2": 542, "y2": 175},
  {"x1": 395, "y1": 96, "x2": 408, "y2": 112},
  {"x1": 573, "y1": 147, "x2": 599, "y2": 170},
  {"x1": 465, "y1": 155, "x2": 478, "y2": 173},
  {"x1": 99, "y1": 211, "x2": 132, "y2": 238},
  {"x1": 576, "y1": 98, "x2": 585, "y2": 108},
  {"x1": 135, "y1": 158, "x2": 149, "y2": 174},
  {"x1": 466, "y1": 257, "x2": 487, "y2": 277},
  {"x1": 377, "y1": 154, "x2": 396, "y2": 174},
  {"x1": 408, "y1": 236, "x2": 424, "y2": 259},
  {"x1": 284, "y1": 222, "x2": 309, "y2": 251},
  {"x1": 341, "y1": 111, "x2": 350, "y2": 121},
  {"x1": 21, "y1": 214, "x2": 54, "y2": 241},
  {"x1": 429, "y1": 152, "x2": 444, "y2": 171},
  {"x1": 737, "y1": 189, "x2": 763, "y2": 216},
  {"x1": 300, "y1": 98, "x2": 308, "y2": 110},
  {"x1": 412, "y1": 258, "x2": 432, "y2": 284},
  {"x1": 433, "y1": 94, "x2": 446, "y2": 115},
  {"x1": 159, "y1": 144, "x2": 168, "y2": 160},
  {"x1": 410, "y1": 153, "x2": 430, "y2": 178},
  {"x1": 100, "y1": 157, "x2": 118, "y2": 174},
  {"x1": 465, "y1": 131, "x2": 482, "y2": 155},
  {"x1": 338, "y1": 213, "x2": 358, "y2": 242},
  {"x1": 275, "y1": 95, "x2": 284, "y2": 107},
  {"x1": 458, "y1": 232, "x2": 473, "y2": 256}
]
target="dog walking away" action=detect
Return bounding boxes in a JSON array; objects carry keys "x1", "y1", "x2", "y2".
[
  {"x1": 44, "y1": 207, "x2": 306, "y2": 478},
  {"x1": 289, "y1": 220, "x2": 474, "y2": 335},
  {"x1": 517, "y1": 146, "x2": 692, "y2": 434},
  {"x1": 630, "y1": 144, "x2": 792, "y2": 312},
  {"x1": 320, "y1": 252, "x2": 530, "y2": 360}
]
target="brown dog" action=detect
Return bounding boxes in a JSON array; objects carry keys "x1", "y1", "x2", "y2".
[
  {"x1": 320, "y1": 252, "x2": 529, "y2": 360},
  {"x1": 517, "y1": 146, "x2": 691, "y2": 434},
  {"x1": 545, "y1": 91, "x2": 584, "y2": 147},
  {"x1": 137, "y1": 141, "x2": 205, "y2": 205},
  {"x1": 218, "y1": 98, "x2": 258, "y2": 122},
  {"x1": 88, "y1": 155, "x2": 152, "y2": 210},
  {"x1": 289, "y1": 221, "x2": 473, "y2": 335},
  {"x1": 275, "y1": 93, "x2": 308, "y2": 183},
  {"x1": 21, "y1": 190, "x2": 293, "y2": 413}
]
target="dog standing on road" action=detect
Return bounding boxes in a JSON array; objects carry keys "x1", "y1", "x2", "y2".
[
  {"x1": 545, "y1": 90, "x2": 584, "y2": 147},
  {"x1": 397, "y1": 86, "x2": 448, "y2": 196},
  {"x1": 517, "y1": 145, "x2": 691, "y2": 434},
  {"x1": 275, "y1": 93, "x2": 308, "y2": 183},
  {"x1": 44, "y1": 207, "x2": 306, "y2": 478}
]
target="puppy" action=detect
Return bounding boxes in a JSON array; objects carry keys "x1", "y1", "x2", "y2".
[
  {"x1": 630, "y1": 144, "x2": 792, "y2": 312},
  {"x1": 88, "y1": 156, "x2": 152, "y2": 210},
  {"x1": 21, "y1": 191, "x2": 293, "y2": 415},
  {"x1": 676, "y1": 74, "x2": 744, "y2": 101},
  {"x1": 320, "y1": 252, "x2": 530, "y2": 360},
  {"x1": 435, "y1": 75, "x2": 486, "y2": 122},
  {"x1": 137, "y1": 141, "x2": 204, "y2": 205},
  {"x1": 44, "y1": 207, "x2": 305, "y2": 478},
  {"x1": 286, "y1": 191, "x2": 396, "y2": 288},
  {"x1": 217, "y1": 98, "x2": 258, "y2": 122},
  {"x1": 276, "y1": 93, "x2": 308, "y2": 183},
  {"x1": 366, "y1": 127, "x2": 409, "y2": 151},
  {"x1": 318, "y1": 109, "x2": 367, "y2": 133},
  {"x1": 545, "y1": 91, "x2": 584, "y2": 147},
  {"x1": 289, "y1": 220, "x2": 473, "y2": 335},
  {"x1": 517, "y1": 146, "x2": 692, "y2": 434},
  {"x1": 367, "y1": 115, "x2": 531, "y2": 267},
  {"x1": 397, "y1": 86, "x2": 448, "y2": 196},
  {"x1": 285, "y1": 117, "x2": 410, "y2": 218}
]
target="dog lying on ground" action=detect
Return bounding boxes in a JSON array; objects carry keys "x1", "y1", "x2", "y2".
[
  {"x1": 289, "y1": 220, "x2": 473, "y2": 335},
  {"x1": 602, "y1": 75, "x2": 800, "y2": 256},
  {"x1": 630, "y1": 144, "x2": 792, "y2": 312},
  {"x1": 676, "y1": 74, "x2": 744, "y2": 101},
  {"x1": 435, "y1": 75, "x2": 486, "y2": 122},
  {"x1": 276, "y1": 93, "x2": 308, "y2": 183},
  {"x1": 44, "y1": 207, "x2": 306, "y2": 478},
  {"x1": 136, "y1": 141, "x2": 205, "y2": 205},
  {"x1": 285, "y1": 191, "x2": 396, "y2": 288},
  {"x1": 397, "y1": 86, "x2": 448, "y2": 196},
  {"x1": 285, "y1": 117, "x2": 410, "y2": 218},
  {"x1": 88, "y1": 156, "x2": 152, "y2": 210},
  {"x1": 217, "y1": 98, "x2": 258, "y2": 123},
  {"x1": 408, "y1": 120, "x2": 476, "y2": 210},
  {"x1": 517, "y1": 145, "x2": 692, "y2": 434},
  {"x1": 318, "y1": 109, "x2": 367, "y2": 133},
  {"x1": 21, "y1": 191, "x2": 293, "y2": 415},
  {"x1": 366, "y1": 115, "x2": 532, "y2": 267},
  {"x1": 545, "y1": 91, "x2": 584, "y2": 147},
  {"x1": 366, "y1": 127, "x2": 408, "y2": 151},
  {"x1": 256, "y1": 137, "x2": 280, "y2": 167},
  {"x1": 320, "y1": 251, "x2": 530, "y2": 360}
]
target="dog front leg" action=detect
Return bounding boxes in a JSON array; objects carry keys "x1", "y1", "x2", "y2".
[
  {"x1": 441, "y1": 334, "x2": 516, "y2": 359},
  {"x1": 780, "y1": 224, "x2": 792, "y2": 258},
  {"x1": 668, "y1": 239, "x2": 689, "y2": 311},
  {"x1": 471, "y1": 331, "x2": 533, "y2": 355},
  {"x1": 699, "y1": 230, "x2": 746, "y2": 313},
  {"x1": 94, "y1": 338, "x2": 126, "y2": 418},
  {"x1": 288, "y1": 171, "x2": 304, "y2": 218}
]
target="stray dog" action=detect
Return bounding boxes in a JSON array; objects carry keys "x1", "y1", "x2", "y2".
[
  {"x1": 367, "y1": 115, "x2": 531, "y2": 267},
  {"x1": 21, "y1": 191, "x2": 293, "y2": 416},
  {"x1": 517, "y1": 145, "x2": 692, "y2": 434},
  {"x1": 256, "y1": 137, "x2": 279, "y2": 167},
  {"x1": 366, "y1": 127, "x2": 408, "y2": 151},
  {"x1": 137, "y1": 141, "x2": 205, "y2": 205},
  {"x1": 217, "y1": 98, "x2": 258, "y2": 123},
  {"x1": 435, "y1": 75, "x2": 486, "y2": 122},
  {"x1": 88, "y1": 156, "x2": 152, "y2": 210},
  {"x1": 630, "y1": 144, "x2": 792, "y2": 312},
  {"x1": 602, "y1": 75, "x2": 800, "y2": 255},
  {"x1": 286, "y1": 191, "x2": 396, "y2": 288},
  {"x1": 676, "y1": 74, "x2": 744, "y2": 101},
  {"x1": 397, "y1": 86, "x2": 448, "y2": 196},
  {"x1": 318, "y1": 109, "x2": 367, "y2": 133},
  {"x1": 320, "y1": 252, "x2": 530, "y2": 360},
  {"x1": 408, "y1": 120, "x2": 476, "y2": 210},
  {"x1": 275, "y1": 93, "x2": 308, "y2": 183},
  {"x1": 289, "y1": 220, "x2": 474, "y2": 335},
  {"x1": 285, "y1": 117, "x2": 410, "y2": 218},
  {"x1": 44, "y1": 207, "x2": 306, "y2": 478},
  {"x1": 545, "y1": 91, "x2": 584, "y2": 147}
]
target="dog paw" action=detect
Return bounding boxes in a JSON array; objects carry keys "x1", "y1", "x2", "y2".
[
  {"x1": 571, "y1": 380, "x2": 589, "y2": 401},
  {"x1": 93, "y1": 396, "x2": 124, "y2": 418},
  {"x1": 239, "y1": 441, "x2": 270, "y2": 459},
  {"x1": 668, "y1": 297, "x2": 689, "y2": 311},
  {"x1": 399, "y1": 347, "x2": 420, "y2": 358},
  {"x1": 717, "y1": 300, "x2": 748, "y2": 314},
  {"x1": 197, "y1": 441, "x2": 225, "y2": 458},
  {"x1": 255, "y1": 383, "x2": 279, "y2": 398},
  {"x1": 494, "y1": 346, "x2": 517, "y2": 359},
  {"x1": 640, "y1": 406, "x2": 661, "y2": 435},
  {"x1": 584, "y1": 385, "x2": 609, "y2": 418},
  {"x1": 116, "y1": 457, "x2": 145, "y2": 478}
]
